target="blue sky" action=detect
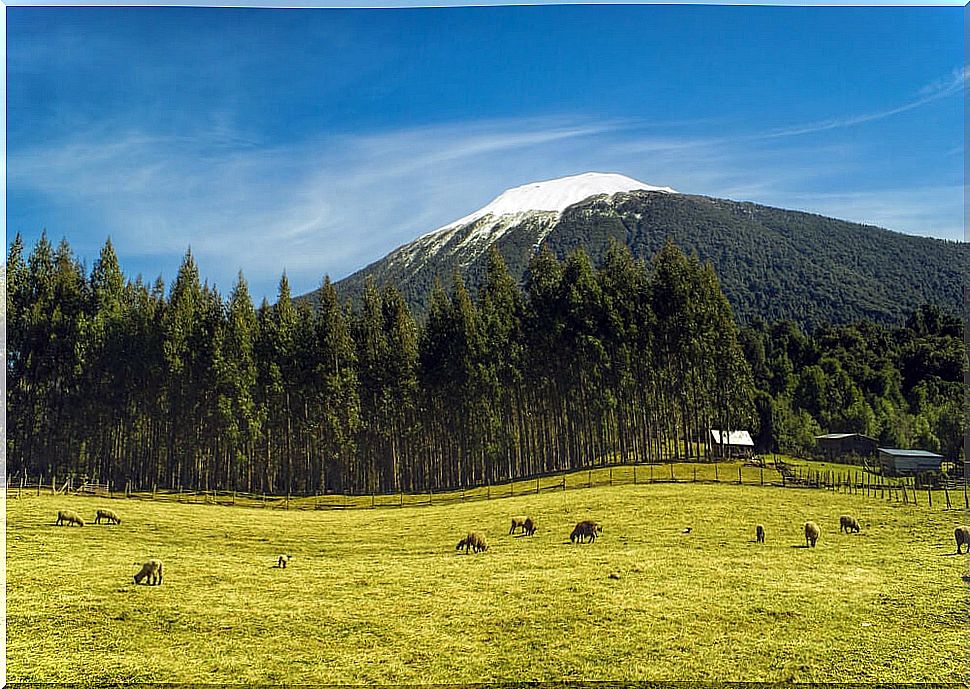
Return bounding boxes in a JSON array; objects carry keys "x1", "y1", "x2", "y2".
[{"x1": 6, "y1": 5, "x2": 965, "y2": 302}]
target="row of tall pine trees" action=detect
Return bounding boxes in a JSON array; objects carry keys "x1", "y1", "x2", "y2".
[{"x1": 6, "y1": 233, "x2": 754, "y2": 494}]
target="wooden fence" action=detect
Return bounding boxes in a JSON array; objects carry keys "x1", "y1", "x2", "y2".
[
  {"x1": 776, "y1": 461, "x2": 970, "y2": 510},
  {"x1": 6, "y1": 458, "x2": 968, "y2": 512}
]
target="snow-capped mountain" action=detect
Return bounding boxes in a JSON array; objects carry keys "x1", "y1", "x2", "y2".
[
  {"x1": 318, "y1": 173, "x2": 966, "y2": 328},
  {"x1": 432, "y1": 172, "x2": 676, "y2": 234},
  {"x1": 390, "y1": 172, "x2": 675, "y2": 274}
]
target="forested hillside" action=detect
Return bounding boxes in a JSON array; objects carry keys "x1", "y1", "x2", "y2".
[
  {"x1": 743, "y1": 305, "x2": 966, "y2": 461},
  {"x1": 330, "y1": 191, "x2": 968, "y2": 329},
  {"x1": 7, "y1": 233, "x2": 964, "y2": 495}
]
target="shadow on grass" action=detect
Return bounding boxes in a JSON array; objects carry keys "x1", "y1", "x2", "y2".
[{"x1": 790, "y1": 544, "x2": 814, "y2": 549}]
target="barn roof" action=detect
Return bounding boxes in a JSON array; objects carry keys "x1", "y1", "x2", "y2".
[
  {"x1": 877, "y1": 448, "x2": 944, "y2": 459},
  {"x1": 711, "y1": 430, "x2": 754, "y2": 447},
  {"x1": 816, "y1": 433, "x2": 877, "y2": 441}
]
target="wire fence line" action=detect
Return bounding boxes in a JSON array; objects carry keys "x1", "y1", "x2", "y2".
[
  {"x1": 7, "y1": 457, "x2": 969, "y2": 512},
  {"x1": 775, "y1": 461, "x2": 970, "y2": 511}
]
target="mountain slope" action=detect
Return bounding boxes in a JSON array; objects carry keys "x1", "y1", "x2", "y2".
[{"x1": 321, "y1": 174, "x2": 967, "y2": 327}]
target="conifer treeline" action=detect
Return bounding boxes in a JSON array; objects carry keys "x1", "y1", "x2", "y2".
[{"x1": 6, "y1": 233, "x2": 754, "y2": 494}]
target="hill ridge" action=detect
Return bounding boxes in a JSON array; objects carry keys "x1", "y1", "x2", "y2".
[{"x1": 318, "y1": 189, "x2": 967, "y2": 328}]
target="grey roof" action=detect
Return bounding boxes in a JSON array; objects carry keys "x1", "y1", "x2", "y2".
[
  {"x1": 816, "y1": 433, "x2": 877, "y2": 441},
  {"x1": 877, "y1": 448, "x2": 944, "y2": 459}
]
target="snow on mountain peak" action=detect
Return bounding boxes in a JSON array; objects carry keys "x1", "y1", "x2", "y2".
[
  {"x1": 397, "y1": 173, "x2": 677, "y2": 269},
  {"x1": 441, "y1": 172, "x2": 676, "y2": 231}
]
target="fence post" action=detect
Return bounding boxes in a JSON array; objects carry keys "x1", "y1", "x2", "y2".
[
  {"x1": 634, "y1": 464, "x2": 637, "y2": 485},
  {"x1": 650, "y1": 465, "x2": 654, "y2": 483},
  {"x1": 911, "y1": 482, "x2": 917, "y2": 506},
  {"x1": 51, "y1": 475, "x2": 55, "y2": 495},
  {"x1": 714, "y1": 465, "x2": 718, "y2": 483},
  {"x1": 372, "y1": 492, "x2": 375, "y2": 508},
  {"x1": 694, "y1": 466, "x2": 698, "y2": 483},
  {"x1": 536, "y1": 476, "x2": 540, "y2": 494},
  {"x1": 561, "y1": 476, "x2": 566, "y2": 492},
  {"x1": 738, "y1": 466, "x2": 742, "y2": 485},
  {"x1": 964, "y1": 479, "x2": 968, "y2": 509},
  {"x1": 400, "y1": 491, "x2": 404, "y2": 507},
  {"x1": 944, "y1": 485, "x2": 951, "y2": 509},
  {"x1": 670, "y1": 464, "x2": 674, "y2": 481},
  {"x1": 760, "y1": 467, "x2": 764, "y2": 486},
  {"x1": 588, "y1": 470, "x2": 592, "y2": 488},
  {"x1": 927, "y1": 488, "x2": 931, "y2": 507},
  {"x1": 609, "y1": 468, "x2": 613, "y2": 487}
]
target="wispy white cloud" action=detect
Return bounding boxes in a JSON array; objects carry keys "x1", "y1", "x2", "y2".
[
  {"x1": 8, "y1": 65, "x2": 964, "y2": 301},
  {"x1": 763, "y1": 186, "x2": 965, "y2": 242},
  {"x1": 8, "y1": 117, "x2": 626, "y2": 299},
  {"x1": 762, "y1": 65, "x2": 968, "y2": 139}
]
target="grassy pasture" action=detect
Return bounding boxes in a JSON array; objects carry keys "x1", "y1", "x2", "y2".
[{"x1": 6, "y1": 482, "x2": 969, "y2": 683}]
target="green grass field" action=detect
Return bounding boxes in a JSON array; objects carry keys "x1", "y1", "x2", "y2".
[{"x1": 6, "y1": 481, "x2": 969, "y2": 683}]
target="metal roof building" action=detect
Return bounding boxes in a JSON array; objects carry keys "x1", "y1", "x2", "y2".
[
  {"x1": 877, "y1": 448, "x2": 944, "y2": 476},
  {"x1": 815, "y1": 433, "x2": 878, "y2": 460}
]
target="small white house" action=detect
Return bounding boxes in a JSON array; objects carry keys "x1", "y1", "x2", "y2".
[{"x1": 710, "y1": 429, "x2": 754, "y2": 458}]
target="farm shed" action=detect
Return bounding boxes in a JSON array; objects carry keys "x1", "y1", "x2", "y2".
[
  {"x1": 710, "y1": 430, "x2": 754, "y2": 458},
  {"x1": 876, "y1": 448, "x2": 944, "y2": 477},
  {"x1": 815, "y1": 433, "x2": 878, "y2": 460}
]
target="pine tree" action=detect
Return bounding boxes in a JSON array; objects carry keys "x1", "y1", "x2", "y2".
[
  {"x1": 163, "y1": 249, "x2": 205, "y2": 488},
  {"x1": 381, "y1": 284, "x2": 419, "y2": 492},
  {"x1": 477, "y1": 247, "x2": 525, "y2": 481},
  {"x1": 217, "y1": 272, "x2": 260, "y2": 491},
  {"x1": 311, "y1": 277, "x2": 360, "y2": 493},
  {"x1": 354, "y1": 278, "x2": 389, "y2": 491}
]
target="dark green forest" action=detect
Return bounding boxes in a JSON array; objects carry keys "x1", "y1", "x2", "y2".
[
  {"x1": 6, "y1": 233, "x2": 966, "y2": 495},
  {"x1": 742, "y1": 306, "x2": 966, "y2": 461},
  {"x1": 331, "y1": 191, "x2": 970, "y2": 329}
]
